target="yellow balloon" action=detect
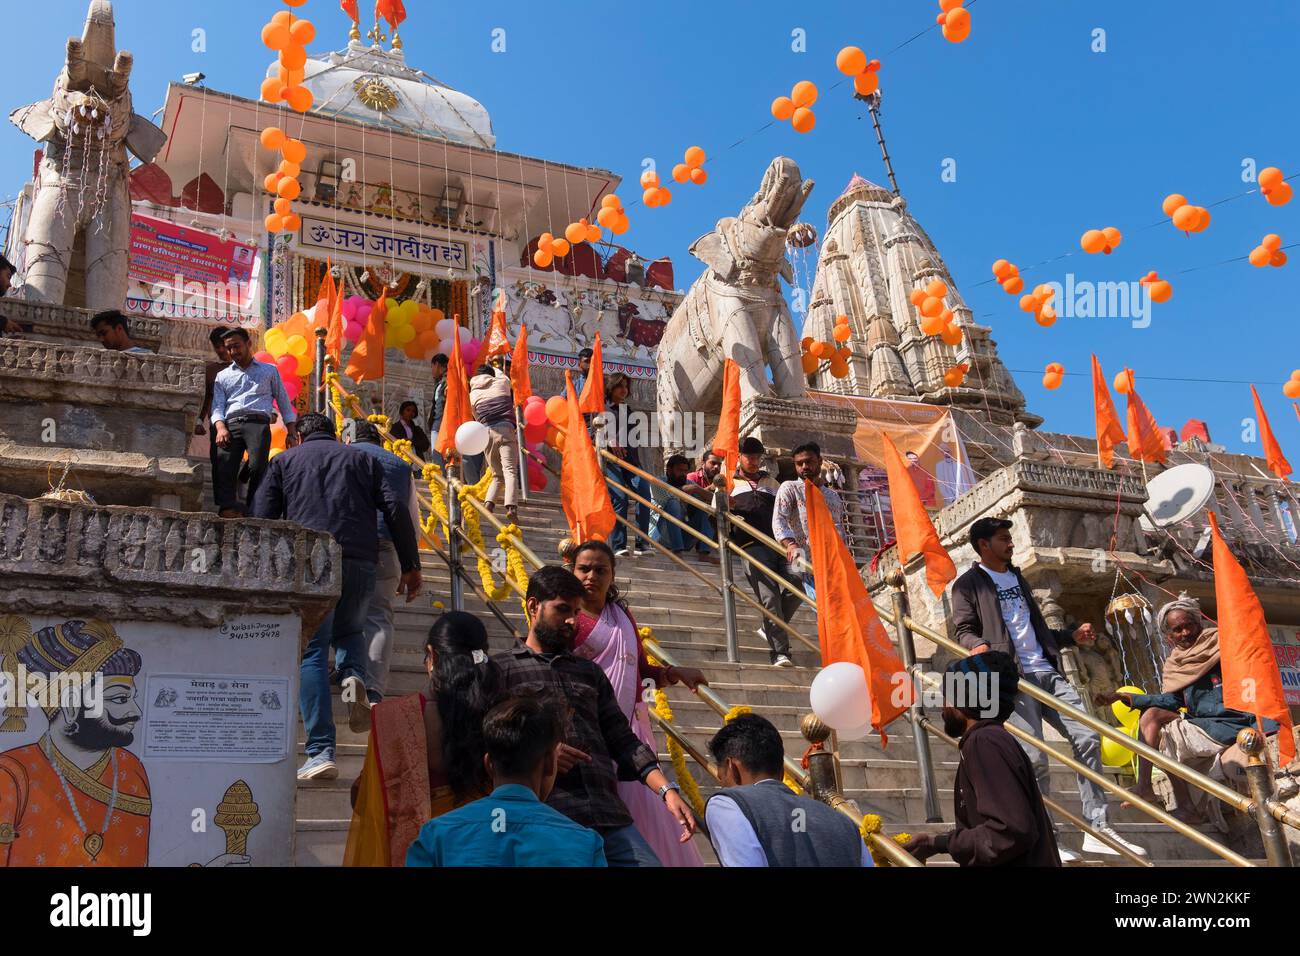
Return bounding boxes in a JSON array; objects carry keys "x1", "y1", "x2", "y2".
[
  {"x1": 1111, "y1": 685, "x2": 1144, "y2": 729},
  {"x1": 286, "y1": 334, "x2": 309, "y2": 357},
  {"x1": 1100, "y1": 731, "x2": 1137, "y2": 769}
]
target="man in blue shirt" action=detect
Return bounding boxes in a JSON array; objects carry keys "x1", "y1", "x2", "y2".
[
  {"x1": 211, "y1": 328, "x2": 298, "y2": 517},
  {"x1": 346, "y1": 419, "x2": 422, "y2": 704},
  {"x1": 406, "y1": 694, "x2": 607, "y2": 867}
]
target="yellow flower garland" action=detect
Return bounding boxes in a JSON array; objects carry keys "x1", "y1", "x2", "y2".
[
  {"x1": 859, "y1": 813, "x2": 912, "y2": 867},
  {"x1": 642, "y1": 636, "x2": 707, "y2": 820}
]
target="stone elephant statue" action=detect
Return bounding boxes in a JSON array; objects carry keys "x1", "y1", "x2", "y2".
[
  {"x1": 656, "y1": 156, "x2": 813, "y2": 453},
  {"x1": 9, "y1": 1, "x2": 167, "y2": 313}
]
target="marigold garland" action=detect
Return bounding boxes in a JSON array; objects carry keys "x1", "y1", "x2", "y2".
[
  {"x1": 860, "y1": 812, "x2": 912, "y2": 866},
  {"x1": 643, "y1": 640, "x2": 707, "y2": 820}
]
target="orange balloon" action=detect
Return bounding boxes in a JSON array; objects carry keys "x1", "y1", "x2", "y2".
[
  {"x1": 265, "y1": 213, "x2": 285, "y2": 232},
  {"x1": 1045, "y1": 362, "x2": 1065, "y2": 374},
  {"x1": 286, "y1": 86, "x2": 313, "y2": 112},
  {"x1": 1271, "y1": 250, "x2": 1288, "y2": 267},
  {"x1": 640, "y1": 169, "x2": 660, "y2": 189},
  {"x1": 1193, "y1": 207, "x2": 1211, "y2": 231},
  {"x1": 1002, "y1": 276, "x2": 1024, "y2": 295},
  {"x1": 279, "y1": 66, "x2": 305, "y2": 85},
  {"x1": 801, "y1": 352, "x2": 819, "y2": 375},
  {"x1": 1019, "y1": 294, "x2": 1039, "y2": 313},
  {"x1": 289, "y1": 19, "x2": 316, "y2": 44},
  {"x1": 1148, "y1": 280, "x2": 1172, "y2": 303},
  {"x1": 771, "y1": 96, "x2": 795, "y2": 121},
  {"x1": 672, "y1": 163, "x2": 690, "y2": 184},
  {"x1": 551, "y1": 238, "x2": 570, "y2": 257},
  {"x1": 791, "y1": 80, "x2": 818, "y2": 108},
  {"x1": 920, "y1": 296, "x2": 944, "y2": 318},
  {"x1": 834, "y1": 313, "x2": 850, "y2": 325},
  {"x1": 1042, "y1": 372, "x2": 1063, "y2": 390},
  {"x1": 1263, "y1": 233, "x2": 1283, "y2": 251},
  {"x1": 1259, "y1": 167, "x2": 1284, "y2": 190},
  {"x1": 596, "y1": 207, "x2": 616, "y2": 228},
  {"x1": 260, "y1": 78, "x2": 286, "y2": 103},
  {"x1": 610, "y1": 214, "x2": 630, "y2": 236},
  {"x1": 690, "y1": 167, "x2": 707, "y2": 185},
  {"x1": 991, "y1": 259, "x2": 1012, "y2": 279},
  {"x1": 942, "y1": 13, "x2": 971, "y2": 43},
  {"x1": 833, "y1": 324, "x2": 852, "y2": 342},
  {"x1": 545, "y1": 396, "x2": 567, "y2": 427},
  {"x1": 684, "y1": 146, "x2": 706, "y2": 168},
  {"x1": 926, "y1": 279, "x2": 949, "y2": 299},
  {"x1": 940, "y1": 322, "x2": 963, "y2": 346},
  {"x1": 1114, "y1": 370, "x2": 1134, "y2": 394},
  {"x1": 262, "y1": 23, "x2": 292, "y2": 50},
  {"x1": 282, "y1": 213, "x2": 301, "y2": 232},
  {"x1": 836, "y1": 46, "x2": 867, "y2": 76},
  {"x1": 1267, "y1": 182, "x2": 1293, "y2": 206},
  {"x1": 1171, "y1": 204, "x2": 1199, "y2": 232},
  {"x1": 1035, "y1": 307, "x2": 1057, "y2": 327},
  {"x1": 830, "y1": 358, "x2": 850, "y2": 379},
  {"x1": 277, "y1": 177, "x2": 301, "y2": 200},
  {"x1": 279, "y1": 160, "x2": 301, "y2": 177},
  {"x1": 264, "y1": 172, "x2": 283, "y2": 193},
  {"x1": 260, "y1": 127, "x2": 286, "y2": 150},
  {"x1": 853, "y1": 72, "x2": 880, "y2": 96},
  {"x1": 279, "y1": 45, "x2": 307, "y2": 70},
  {"x1": 1249, "y1": 246, "x2": 1271, "y2": 267},
  {"x1": 272, "y1": 10, "x2": 294, "y2": 23},
  {"x1": 1102, "y1": 226, "x2": 1122, "y2": 251},
  {"x1": 909, "y1": 288, "x2": 928, "y2": 306},
  {"x1": 1080, "y1": 229, "x2": 1106, "y2": 254},
  {"x1": 1285, "y1": 380, "x2": 1300, "y2": 399},
  {"x1": 533, "y1": 249, "x2": 553, "y2": 268},
  {"x1": 565, "y1": 222, "x2": 586, "y2": 244},
  {"x1": 585, "y1": 223, "x2": 602, "y2": 243},
  {"x1": 601, "y1": 193, "x2": 622, "y2": 209},
  {"x1": 808, "y1": 341, "x2": 827, "y2": 358},
  {"x1": 791, "y1": 108, "x2": 816, "y2": 133},
  {"x1": 274, "y1": 197, "x2": 293, "y2": 215},
  {"x1": 281, "y1": 139, "x2": 307, "y2": 164},
  {"x1": 1162, "y1": 193, "x2": 1188, "y2": 216},
  {"x1": 656, "y1": 186, "x2": 672, "y2": 206},
  {"x1": 643, "y1": 187, "x2": 660, "y2": 208},
  {"x1": 919, "y1": 312, "x2": 946, "y2": 336}
]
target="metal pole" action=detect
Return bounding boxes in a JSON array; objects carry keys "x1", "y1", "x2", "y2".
[
  {"x1": 446, "y1": 460, "x2": 465, "y2": 612},
  {"x1": 313, "y1": 328, "x2": 327, "y2": 415},
  {"x1": 713, "y1": 477, "x2": 739, "y2": 664},
  {"x1": 800, "y1": 713, "x2": 840, "y2": 802},
  {"x1": 1238, "y1": 728, "x2": 1293, "y2": 867},
  {"x1": 514, "y1": 404, "x2": 529, "y2": 504},
  {"x1": 887, "y1": 570, "x2": 943, "y2": 823}
]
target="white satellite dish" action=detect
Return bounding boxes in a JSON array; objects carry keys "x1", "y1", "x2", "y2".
[{"x1": 1139, "y1": 463, "x2": 1217, "y2": 531}]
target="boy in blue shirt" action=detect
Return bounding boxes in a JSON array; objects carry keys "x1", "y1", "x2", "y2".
[{"x1": 406, "y1": 694, "x2": 608, "y2": 867}]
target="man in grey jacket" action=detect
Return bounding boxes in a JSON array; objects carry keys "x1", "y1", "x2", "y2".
[{"x1": 949, "y1": 517, "x2": 1145, "y2": 861}]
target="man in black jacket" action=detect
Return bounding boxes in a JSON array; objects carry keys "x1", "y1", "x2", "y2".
[
  {"x1": 730, "y1": 437, "x2": 802, "y2": 667},
  {"x1": 949, "y1": 517, "x2": 1145, "y2": 860},
  {"x1": 252, "y1": 413, "x2": 422, "y2": 781}
]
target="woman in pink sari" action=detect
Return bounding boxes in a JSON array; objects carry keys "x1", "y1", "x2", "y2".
[{"x1": 568, "y1": 540, "x2": 708, "y2": 867}]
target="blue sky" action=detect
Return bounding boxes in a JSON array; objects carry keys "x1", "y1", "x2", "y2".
[{"x1": 4, "y1": 0, "x2": 1298, "y2": 457}]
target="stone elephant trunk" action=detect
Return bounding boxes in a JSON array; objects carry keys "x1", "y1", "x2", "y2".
[{"x1": 656, "y1": 156, "x2": 813, "y2": 454}]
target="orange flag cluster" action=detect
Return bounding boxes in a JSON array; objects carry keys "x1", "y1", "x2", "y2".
[
  {"x1": 880, "y1": 433, "x2": 956, "y2": 598},
  {"x1": 1091, "y1": 357, "x2": 1167, "y2": 467},
  {"x1": 577, "y1": 333, "x2": 606, "y2": 415},
  {"x1": 806, "y1": 478, "x2": 911, "y2": 744},
  {"x1": 709, "y1": 358, "x2": 742, "y2": 493},
  {"x1": 1250, "y1": 385, "x2": 1292, "y2": 480},
  {"x1": 345, "y1": 290, "x2": 387, "y2": 385},
  {"x1": 434, "y1": 321, "x2": 473, "y2": 459},
  {"x1": 560, "y1": 372, "x2": 616, "y2": 543}
]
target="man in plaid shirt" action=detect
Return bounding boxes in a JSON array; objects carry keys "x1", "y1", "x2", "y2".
[{"x1": 493, "y1": 565, "x2": 697, "y2": 866}]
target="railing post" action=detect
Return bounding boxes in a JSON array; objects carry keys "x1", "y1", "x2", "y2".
[
  {"x1": 800, "y1": 713, "x2": 841, "y2": 802},
  {"x1": 313, "y1": 328, "x2": 327, "y2": 415},
  {"x1": 713, "y1": 476, "x2": 739, "y2": 664},
  {"x1": 446, "y1": 459, "x2": 465, "y2": 612},
  {"x1": 1238, "y1": 727, "x2": 1293, "y2": 867},
  {"x1": 886, "y1": 570, "x2": 944, "y2": 823},
  {"x1": 514, "y1": 405, "x2": 529, "y2": 504}
]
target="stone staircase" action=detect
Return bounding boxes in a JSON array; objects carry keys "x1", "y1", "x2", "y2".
[{"x1": 292, "y1": 488, "x2": 1248, "y2": 866}]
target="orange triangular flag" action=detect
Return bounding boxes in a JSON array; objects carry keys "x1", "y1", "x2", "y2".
[
  {"x1": 1092, "y1": 355, "x2": 1127, "y2": 469},
  {"x1": 345, "y1": 289, "x2": 386, "y2": 384},
  {"x1": 314, "y1": 261, "x2": 337, "y2": 331},
  {"x1": 1126, "y1": 386, "x2": 1168, "y2": 464},
  {"x1": 1208, "y1": 511, "x2": 1296, "y2": 765},
  {"x1": 561, "y1": 371, "x2": 617, "y2": 543},
  {"x1": 483, "y1": 296, "x2": 512, "y2": 360},
  {"x1": 435, "y1": 320, "x2": 474, "y2": 459},
  {"x1": 709, "y1": 358, "x2": 741, "y2": 493},
  {"x1": 578, "y1": 332, "x2": 606, "y2": 415},
  {"x1": 806, "y1": 478, "x2": 911, "y2": 744},
  {"x1": 510, "y1": 323, "x2": 532, "y2": 405},
  {"x1": 324, "y1": 284, "x2": 345, "y2": 370},
  {"x1": 1251, "y1": 385, "x2": 1292, "y2": 480},
  {"x1": 880, "y1": 433, "x2": 957, "y2": 598}
]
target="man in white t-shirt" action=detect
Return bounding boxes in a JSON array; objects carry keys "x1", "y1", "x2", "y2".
[{"x1": 949, "y1": 517, "x2": 1147, "y2": 863}]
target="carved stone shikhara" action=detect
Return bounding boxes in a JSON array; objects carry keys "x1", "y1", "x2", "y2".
[{"x1": 0, "y1": 494, "x2": 340, "y2": 637}]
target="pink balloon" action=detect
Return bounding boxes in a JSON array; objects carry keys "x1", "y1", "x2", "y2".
[
  {"x1": 527, "y1": 465, "x2": 547, "y2": 493},
  {"x1": 525, "y1": 394, "x2": 545, "y2": 405},
  {"x1": 522, "y1": 402, "x2": 548, "y2": 427},
  {"x1": 282, "y1": 377, "x2": 301, "y2": 402},
  {"x1": 461, "y1": 339, "x2": 481, "y2": 364},
  {"x1": 343, "y1": 321, "x2": 364, "y2": 343},
  {"x1": 341, "y1": 298, "x2": 359, "y2": 323},
  {"x1": 276, "y1": 355, "x2": 299, "y2": 379},
  {"x1": 524, "y1": 420, "x2": 548, "y2": 445},
  {"x1": 254, "y1": 350, "x2": 276, "y2": 364}
]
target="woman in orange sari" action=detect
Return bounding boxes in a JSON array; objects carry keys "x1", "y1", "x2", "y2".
[{"x1": 344, "y1": 611, "x2": 502, "y2": 866}]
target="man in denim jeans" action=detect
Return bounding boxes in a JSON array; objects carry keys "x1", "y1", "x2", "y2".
[
  {"x1": 253, "y1": 413, "x2": 421, "y2": 781},
  {"x1": 650, "y1": 454, "x2": 719, "y2": 564}
]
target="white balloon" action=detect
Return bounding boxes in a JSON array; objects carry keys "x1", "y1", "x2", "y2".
[
  {"x1": 303, "y1": 303, "x2": 318, "y2": 323},
  {"x1": 837, "y1": 721, "x2": 871, "y2": 741},
  {"x1": 455, "y1": 421, "x2": 490, "y2": 457},
  {"x1": 436, "y1": 338, "x2": 454, "y2": 357},
  {"x1": 435, "y1": 318, "x2": 456, "y2": 339},
  {"x1": 809, "y1": 662, "x2": 870, "y2": 731}
]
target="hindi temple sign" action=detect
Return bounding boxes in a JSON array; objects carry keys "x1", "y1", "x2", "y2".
[{"x1": 296, "y1": 215, "x2": 471, "y2": 273}]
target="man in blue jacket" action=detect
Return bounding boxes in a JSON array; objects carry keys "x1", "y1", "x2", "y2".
[{"x1": 252, "y1": 412, "x2": 422, "y2": 781}]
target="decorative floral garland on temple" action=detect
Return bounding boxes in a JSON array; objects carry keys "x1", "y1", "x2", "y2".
[
  {"x1": 859, "y1": 813, "x2": 913, "y2": 867},
  {"x1": 642, "y1": 632, "x2": 708, "y2": 821}
]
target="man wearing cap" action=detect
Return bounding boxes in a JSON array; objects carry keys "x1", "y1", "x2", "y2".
[
  {"x1": 731, "y1": 437, "x2": 802, "y2": 667},
  {"x1": 901, "y1": 651, "x2": 1060, "y2": 867},
  {"x1": 950, "y1": 516, "x2": 1146, "y2": 861},
  {"x1": 0, "y1": 619, "x2": 153, "y2": 866}
]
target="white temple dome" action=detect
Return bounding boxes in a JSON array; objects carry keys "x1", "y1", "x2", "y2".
[{"x1": 273, "y1": 42, "x2": 496, "y2": 148}]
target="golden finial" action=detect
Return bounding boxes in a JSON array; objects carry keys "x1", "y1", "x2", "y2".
[
  {"x1": 349, "y1": 22, "x2": 361, "y2": 41},
  {"x1": 391, "y1": 29, "x2": 402, "y2": 51}
]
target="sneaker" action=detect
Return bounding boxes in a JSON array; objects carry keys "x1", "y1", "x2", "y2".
[
  {"x1": 1058, "y1": 845, "x2": 1080, "y2": 864},
  {"x1": 1083, "y1": 826, "x2": 1148, "y2": 858},
  {"x1": 614, "y1": 548, "x2": 632, "y2": 557},
  {"x1": 297, "y1": 751, "x2": 337, "y2": 781},
  {"x1": 341, "y1": 675, "x2": 373, "y2": 734},
  {"x1": 696, "y1": 552, "x2": 720, "y2": 565},
  {"x1": 773, "y1": 654, "x2": 794, "y2": 668}
]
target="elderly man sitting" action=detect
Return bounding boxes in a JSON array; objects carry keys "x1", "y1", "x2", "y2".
[{"x1": 1095, "y1": 594, "x2": 1279, "y2": 826}]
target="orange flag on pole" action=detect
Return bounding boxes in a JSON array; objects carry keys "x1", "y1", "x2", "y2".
[
  {"x1": 1126, "y1": 386, "x2": 1168, "y2": 465},
  {"x1": 435, "y1": 320, "x2": 473, "y2": 459},
  {"x1": 561, "y1": 371, "x2": 617, "y2": 543},
  {"x1": 880, "y1": 432, "x2": 956, "y2": 599},
  {"x1": 1092, "y1": 355, "x2": 1127, "y2": 469},
  {"x1": 483, "y1": 291, "x2": 512, "y2": 360},
  {"x1": 510, "y1": 323, "x2": 532, "y2": 405},
  {"x1": 1208, "y1": 511, "x2": 1296, "y2": 765},
  {"x1": 324, "y1": 284, "x2": 345, "y2": 370},
  {"x1": 709, "y1": 358, "x2": 741, "y2": 492},
  {"x1": 1250, "y1": 385, "x2": 1292, "y2": 480},
  {"x1": 345, "y1": 289, "x2": 386, "y2": 384},
  {"x1": 806, "y1": 478, "x2": 911, "y2": 744},
  {"x1": 314, "y1": 261, "x2": 337, "y2": 331},
  {"x1": 578, "y1": 332, "x2": 605, "y2": 415}
]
